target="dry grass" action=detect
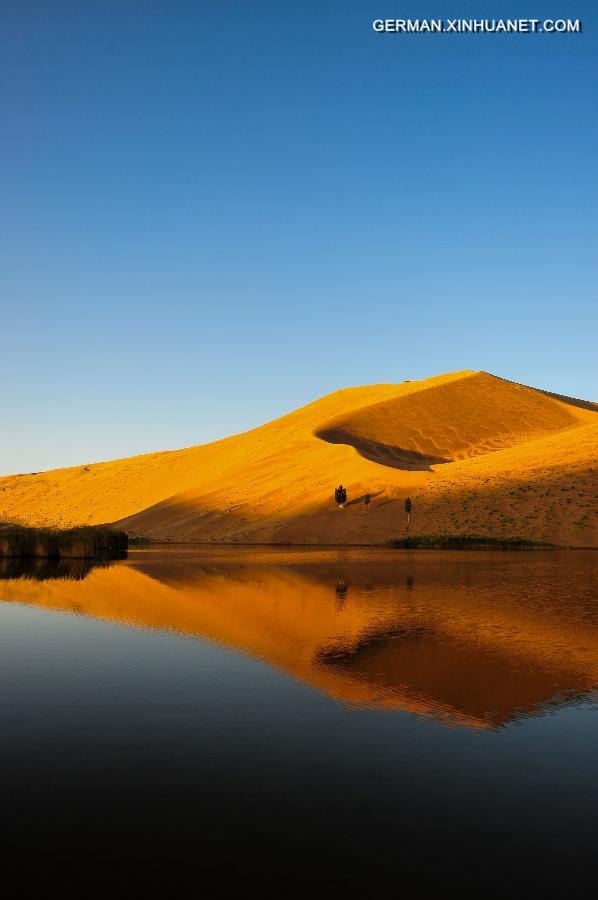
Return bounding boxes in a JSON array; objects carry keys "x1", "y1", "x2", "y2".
[{"x1": 0, "y1": 523, "x2": 127, "y2": 559}]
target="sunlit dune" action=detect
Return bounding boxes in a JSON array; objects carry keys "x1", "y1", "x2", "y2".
[
  {"x1": 0, "y1": 370, "x2": 596, "y2": 545},
  {"x1": 1, "y1": 549, "x2": 597, "y2": 727}
]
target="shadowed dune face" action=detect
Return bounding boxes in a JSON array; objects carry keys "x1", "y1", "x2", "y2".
[
  {"x1": 1, "y1": 548, "x2": 597, "y2": 728},
  {"x1": 0, "y1": 369, "x2": 596, "y2": 546},
  {"x1": 314, "y1": 372, "x2": 589, "y2": 469},
  {"x1": 536, "y1": 388, "x2": 598, "y2": 412},
  {"x1": 314, "y1": 428, "x2": 450, "y2": 470}
]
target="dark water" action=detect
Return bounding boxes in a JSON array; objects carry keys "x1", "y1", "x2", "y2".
[{"x1": 1, "y1": 547, "x2": 597, "y2": 894}]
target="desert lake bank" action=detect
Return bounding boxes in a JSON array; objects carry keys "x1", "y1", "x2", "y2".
[{"x1": 1, "y1": 545, "x2": 596, "y2": 892}]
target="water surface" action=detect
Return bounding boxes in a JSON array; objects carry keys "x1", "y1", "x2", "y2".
[{"x1": 1, "y1": 548, "x2": 597, "y2": 892}]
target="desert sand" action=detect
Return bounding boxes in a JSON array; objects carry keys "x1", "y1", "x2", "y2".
[{"x1": 1, "y1": 370, "x2": 596, "y2": 546}]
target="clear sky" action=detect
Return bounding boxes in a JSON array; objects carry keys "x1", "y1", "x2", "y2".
[{"x1": 2, "y1": 1, "x2": 596, "y2": 475}]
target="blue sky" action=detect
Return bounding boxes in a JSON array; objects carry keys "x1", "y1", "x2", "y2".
[{"x1": 2, "y1": 1, "x2": 596, "y2": 474}]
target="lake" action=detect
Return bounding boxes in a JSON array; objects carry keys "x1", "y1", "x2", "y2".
[{"x1": 1, "y1": 547, "x2": 597, "y2": 893}]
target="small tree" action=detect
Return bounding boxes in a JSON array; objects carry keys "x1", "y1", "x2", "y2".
[
  {"x1": 405, "y1": 496, "x2": 412, "y2": 531},
  {"x1": 335, "y1": 484, "x2": 347, "y2": 509},
  {"x1": 364, "y1": 493, "x2": 372, "y2": 510}
]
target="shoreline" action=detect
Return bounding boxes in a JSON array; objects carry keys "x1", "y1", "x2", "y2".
[{"x1": 128, "y1": 538, "x2": 597, "y2": 551}]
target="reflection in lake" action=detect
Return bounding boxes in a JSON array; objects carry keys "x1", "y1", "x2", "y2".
[
  {"x1": 0, "y1": 547, "x2": 597, "y2": 892},
  {"x1": 2, "y1": 547, "x2": 597, "y2": 728},
  {"x1": 0, "y1": 555, "x2": 113, "y2": 582}
]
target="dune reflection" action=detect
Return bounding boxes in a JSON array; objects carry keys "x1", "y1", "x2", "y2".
[{"x1": 1, "y1": 548, "x2": 596, "y2": 728}]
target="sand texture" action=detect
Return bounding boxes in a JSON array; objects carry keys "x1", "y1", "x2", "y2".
[{"x1": 1, "y1": 371, "x2": 596, "y2": 546}]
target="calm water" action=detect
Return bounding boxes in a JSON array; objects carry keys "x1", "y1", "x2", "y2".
[{"x1": 1, "y1": 547, "x2": 597, "y2": 893}]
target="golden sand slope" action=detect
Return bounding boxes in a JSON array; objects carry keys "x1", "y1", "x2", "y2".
[{"x1": 0, "y1": 371, "x2": 596, "y2": 545}]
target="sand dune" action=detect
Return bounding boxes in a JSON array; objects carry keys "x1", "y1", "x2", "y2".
[
  {"x1": 316, "y1": 372, "x2": 589, "y2": 467},
  {"x1": 1, "y1": 370, "x2": 596, "y2": 545}
]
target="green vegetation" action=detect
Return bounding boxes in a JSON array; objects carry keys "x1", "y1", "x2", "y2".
[
  {"x1": 386, "y1": 533, "x2": 556, "y2": 550},
  {"x1": 0, "y1": 524, "x2": 128, "y2": 559}
]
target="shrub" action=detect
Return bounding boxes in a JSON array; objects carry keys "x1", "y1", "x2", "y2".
[{"x1": 0, "y1": 524, "x2": 128, "y2": 559}]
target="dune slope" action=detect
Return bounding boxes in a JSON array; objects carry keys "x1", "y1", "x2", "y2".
[{"x1": 0, "y1": 370, "x2": 596, "y2": 546}]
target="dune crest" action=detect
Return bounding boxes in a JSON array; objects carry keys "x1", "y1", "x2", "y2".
[
  {"x1": 0, "y1": 370, "x2": 596, "y2": 546},
  {"x1": 315, "y1": 372, "x2": 587, "y2": 468}
]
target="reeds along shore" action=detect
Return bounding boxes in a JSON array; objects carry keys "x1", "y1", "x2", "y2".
[{"x1": 0, "y1": 524, "x2": 128, "y2": 559}]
